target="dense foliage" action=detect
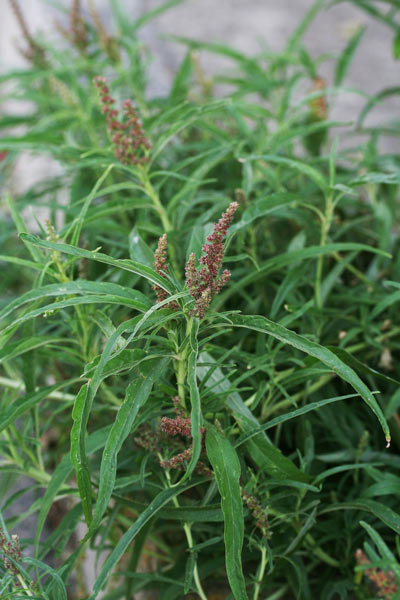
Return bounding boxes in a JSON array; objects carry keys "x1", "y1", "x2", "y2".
[{"x1": 1, "y1": 1, "x2": 400, "y2": 598}]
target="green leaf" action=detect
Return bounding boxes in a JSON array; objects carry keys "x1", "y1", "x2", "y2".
[
  {"x1": 0, "y1": 280, "x2": 151, "y2": 322},
  {"x1": 323, "y1": 499, "x2": 400, "y2": 535},
  {"x1": 0, "y1": 254, "x2": 44, "y2": 271},
  {"x1": 240, "y1": 154, "x2": 328, "y2": 193},
  {"x1": 206, "y1": 425, "x2": 248, "y2": 600},
  {"x1": 349, "y1": 172, "x2": 400, "y2": 186},
  {"x1": 360, "y1": 521, "x2": 400, "y2": 579},
  {"x1": 215, "y1": 243, "x2": 390, "y2": 308},
  {"x1": 235, "y1": 393, "x2": 359, "y2": 448},
  {"x1": 357, "y1": 87, "x2": 400, "y2": 127},
  {"x1": 70, "y1": 383, "x2": 93, "y2": 525},
  {"x1": 186, "y1": 223, "x2": 213, "y2": 261},
  {"x1": 184, "y1": 550, "x2": 195, "y2": 595},
  {"x1": 131, "y1": 0, "x2": 186, "y2": 32},
  {"x1": 83, "y1": 349, "x2": 148, "y2": 379},
  {"x1": 70, "y1": 164, "x2": 114, "y2": 247},
  {"x1": 0, "y1": 379, "x2": 79, "y2": 433},
  {"x1": 213, "y1": 313, "x2": 390, "y2": 445},
  {"x1": 169, "y1": 51, "x2": 193, "y2": 104},
  {"x1": 23, "y1": 557, "x2": 67, "y2": 600},
  {"x1": 181, "y1": 320, "x2": 203, "y2": 482},
  {"x1": 286, "y1": 0, "x2": 325, "y2": 52},
  {"x1": 35, "y1": 426, "x2": 111, "y2": 558},
  {"x1": 89, "y1": 485, "x2": 192, "y2": 599},
  {"x1": 325, "y1": 346, "x2": 400, "y2": 386},
  {"x1": 6, "y1": 194, "x2": 43, "y2": 263},
  {"x1": 230, "y1": 193, "x2": 299, "y2": 232},
  {"x1": 393, "y1": 29, "x2": 400, "y2": 59},
  {"x1": 334, "y1": 26, "x2": 366, "y2": 86},
  {"x1": 198, "y1": 352, "x2": 309, "y2": 482},
  {"x1": 88, "y1": 358, "x2": 168, "y2": 535},
  {"x1": 129, "y1": 227, "x2": 154, "y2": 267},
  {"x1": 0, "y1": 336, "x2": 69, "y2": 363},
  {"x1": 371, "y1": 289, "x2": 400, "y2": 319},
  {"x1": 1, "y1": 296, "x2": 151, "y2": 338},
  {"x1": 19, "y1": 234, "x2": 175, "y2": 294}
]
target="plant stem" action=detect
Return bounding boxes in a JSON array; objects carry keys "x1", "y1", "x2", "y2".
[
  {"x1": 263, "y1": 373, "x2": 333, "y2": 418},
  {"x1": 16, "y1": 574, "x2": 34, "y2": 596},
  {"x1": 315, "y1": 193, "x2": 333, "y2": 309},
  {"x1": 305, "y1": 533, "x2": 340, "y2": 567},
  {"x1": 163, "y1": 467, "x2": 207, "y2": 600},
  {"x1": 142, "y1": 173, "x2": 180, "y2": 276},
  {"x1": 253, "y1": 544, "x2": 267, "y2": 600},
  {"x1": 176, "y1": 355, "x2": 187, "y2": 410},
  {"x1": 183, "y1": 522, "x2": 208, "y2": 600}
]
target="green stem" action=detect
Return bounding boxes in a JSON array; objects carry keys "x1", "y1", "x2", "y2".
[
  {"x1": 176, "y1": 356, "x2": 187, "y2": 410},
  {"x1": 263, "y1": 374, "x2": 333, "y2": 418},
  {"x1": 142, "y1": 173, "x2": 180, "y2": 276},
  {"x1": 253, "y1": 544, "x2": 267, "y2": 600},
  {"x1": 183, "y1": 522, "x2": 208, "y2": 600},
  {"x1": 163, "y1": 467, "x2": 207, "y2": 600},
  {"x1": 305, "y1": 533, "x2": 340, "y2": 567},
  {"x1": 175, "y1": 317, "x2": 193, "y2": 411},
  {"x1": 16, "y1": 574, "x2": 34, "y2": 596},
  {"x1": 332, "y1": 251, "x2": 376, "y2": 289},
  {"x1": 315, "y1": 193, "x2": 333, "y2": 309}
]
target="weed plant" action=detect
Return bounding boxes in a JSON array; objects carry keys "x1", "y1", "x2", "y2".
[{"x1": 1, "y1": 1, "x2": 400, "y2": 598}]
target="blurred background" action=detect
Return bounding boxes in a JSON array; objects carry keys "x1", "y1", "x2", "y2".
[
  {"x1": 1, "y1": 0, "x2": 399, "y2": 202},
  {"x1": 1, "y1": 0, "x2": 399, "y2": 125}
]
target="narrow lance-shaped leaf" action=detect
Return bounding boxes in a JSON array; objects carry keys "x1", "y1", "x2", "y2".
[
  {"x1": 213, "y1": 313, "x2": 390, "y2": 445},
  {"x1": 19, "y1": 233, "x2": 176, "y2": 295},
  {"x1": 0, "y1": 378, "x2": 80, "y2": 434},
  {"x1": 0, "y1": 280, "x2": 151, "y2": 321},
  {"x1": 68, "y1": 293, "x2": 183, "y2": 527},
  {"x1": 206, "y1": 425, "x2": 248, "y2": 600},
  {"x1": 88, "y1": 484, "x2": 193, "y2": 600},
  {"x1": 179, "y1": 319, "x2": 202, "y2": 483},
  {"x1": 0, "y1": 296, "x2": 151, "y2": 338},
  {"x1": 87, "y1": 358, "x2": 169, "y2": 536},
  {"x1": 70, "y1": 383, "x2": 93, "y2": 525},
  {"x1": 70, "y1": 164, "x2": 114, "y2": 246},
  {"x1": 34, "y1": 425, "x2": 112, "y2": 558},
  {"x1": 198, "y1": 351, "x2": 309, "y2": 482}
]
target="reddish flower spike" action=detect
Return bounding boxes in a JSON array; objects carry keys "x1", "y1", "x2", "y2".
[{"x1": 185, "y1": 201, "x2": 238, "y2": 318}]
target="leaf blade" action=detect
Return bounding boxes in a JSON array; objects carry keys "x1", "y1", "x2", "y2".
[
  {"x1": 206, "y1": 426, "x2": 248, "y2": 600},
  {"x1": 213, "y1": 313, "x2": 390, "y2": 445}
]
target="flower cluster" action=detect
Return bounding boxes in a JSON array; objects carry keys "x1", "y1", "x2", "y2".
[
  {"x1": 152, "y1": 234, "x2": 178, "y2": 310},
  {"x1": 185, "y1": 202, "x2": 238, "y2": 318},
  {"x1": 355, "y1": 549, "x2": 398, "y2": 598},
  {"x1": 56, "y1": 0, "x2": 88, "y2": 52},
  {"x1": 153, "y1": 233, "x2": 169, "y2": 302},
  {"x1": 241, "y1": 490, "x2": 271, "y2": 538},
  {"x1": 9, "y1": 0, "x2": 47, "y2": 66},
  {"x1": 160, "y1": 415, "x2": 193, "y2": 438},
  {"x1": 88, "y1": 0, "x2": 120, "y2": 62},
  {"x1": 93, "y1": 76, "x2": 151, "y2": 166},
  {"x1": 134, "y1": 426, "x2": 159, "y2": 453},
  {"x1": 135, "y1": 397, "x2": 210, "y2": 475},
  {"x1": 310, "y1": 76, "x2": 328, "y2": 121},
  {"x1": 0, "y1": 529, "x2": 22, "y2": 577},
  {"x1": 160, "y1": 446, "x2": 193, "y2": 470},
  {"x1": 159, "y1": 402, "x2": 208, "y2": 473}
]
